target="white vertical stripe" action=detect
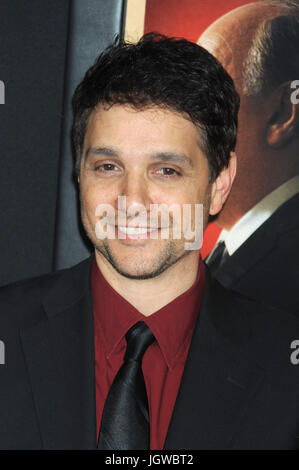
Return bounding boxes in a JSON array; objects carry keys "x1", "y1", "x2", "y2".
[{"x1": 124, "y1": 0, "x2": 147, "y2": 43}]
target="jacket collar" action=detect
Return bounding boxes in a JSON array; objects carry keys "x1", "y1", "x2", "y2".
[
  {"x1": 212, "y1": 193, "x2": 299, "y2": 289},
  {"x1": 42, "y1": 254, "x2": 94, "y2": 318}
]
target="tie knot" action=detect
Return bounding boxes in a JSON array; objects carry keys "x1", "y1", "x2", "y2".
[{"x1": 124, "y1": 322, "x2": 155, "y2": 363}]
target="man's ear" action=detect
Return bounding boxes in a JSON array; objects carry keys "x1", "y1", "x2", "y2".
[
  {"x1": 77, "y1": 176, "x2": 80, "y2": 184},
  {"x1": 266, "y1": 81, "x2": 299, "y2": 148},
  {"x1": 209, "y1": 151, "x2": 237, "y2": 216}
]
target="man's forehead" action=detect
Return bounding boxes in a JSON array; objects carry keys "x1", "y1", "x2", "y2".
[
  {"x1": 88, "y1": 102, "x2": 191, "y2": 121},
  {"x1": 85, "y1": 103, "x2": 201, "y2": 142},
  {"x1": 82, "y1": 104, "x2": 207, "y2": 163}
]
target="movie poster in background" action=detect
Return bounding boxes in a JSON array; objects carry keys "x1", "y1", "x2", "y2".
[{"x1": 125, "y1": 0, "x2": 299, "y2": 260}]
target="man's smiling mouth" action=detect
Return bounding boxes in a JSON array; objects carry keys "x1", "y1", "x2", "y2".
[{"x1": 117, "y1": 226, "x2": 159, "y2": 235}]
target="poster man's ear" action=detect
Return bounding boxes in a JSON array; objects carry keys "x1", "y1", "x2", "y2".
[
  {"x1": 266, "y1": 81, "x2": 299, "y2": 148},
  {"x1": 209, "y1": 151, "x2": 237, "y2": 216}
]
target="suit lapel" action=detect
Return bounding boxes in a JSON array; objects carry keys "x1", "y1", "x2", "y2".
[
  {"x1": 20, "y1": 256, "x2": 97, "y2": 449},
  {"x1": 164, "y1": 270, "x2": 265, "y2": 450},
  {"x1": 215, "y1": 221, "x2": 276, "y2": 288},
  {"x1": 214, "y1": 193, "x2": 299, "y2": 289}
]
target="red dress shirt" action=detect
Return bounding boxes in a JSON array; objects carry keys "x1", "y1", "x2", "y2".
[{"x1": 91, "y1": 256, "x2": 206, "y2": 450}]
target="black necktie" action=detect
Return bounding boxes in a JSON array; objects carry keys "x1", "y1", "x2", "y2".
[
  {"x1": 205, "y1": 240, "x2": 229, "y2": 273},
  {"x1": 97, "y1": 321, "x2": 155, "y2": 450}
]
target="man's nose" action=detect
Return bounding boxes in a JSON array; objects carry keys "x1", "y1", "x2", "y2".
[{"x1": 119, "y1": 172, "x2": 150, "y2": 217}]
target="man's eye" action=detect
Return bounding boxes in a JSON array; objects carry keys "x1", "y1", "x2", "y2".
[
  {"x1": 156, "y1": 167, "x2": 181, "y2": 177},
  {"x1": 94, "y1": 163, "x2": 118, "y2": 172}
]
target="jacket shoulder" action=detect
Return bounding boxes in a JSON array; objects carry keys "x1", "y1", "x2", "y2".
[
  {"x1": 207, "y1": 271, "x2": 299, "y2": 346},
  {"x1": 0, "y1": 257, "x2": 93, "y2": 327}
]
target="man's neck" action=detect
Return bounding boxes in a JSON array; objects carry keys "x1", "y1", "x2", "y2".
[{"x1": 94, "y1": 250, "x2": 200, "y2": 316}]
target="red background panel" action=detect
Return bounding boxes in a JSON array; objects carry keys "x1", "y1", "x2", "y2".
[
  {"x1": 144, "y1": 0, "x2": 255, "y2": 256},
  {"x1": 144, "y1": 0, "x2": 256, "y2": 42}
]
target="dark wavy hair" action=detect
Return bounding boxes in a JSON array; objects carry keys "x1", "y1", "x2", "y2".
[{"x1": 72, "y1": 33, "x2": 239, "y2": 181}]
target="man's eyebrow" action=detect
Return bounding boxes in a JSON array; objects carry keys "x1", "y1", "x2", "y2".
[
  {"x1": 84, "y1": 147, "x2": 119, "y2": 162},
  {"x1": 150, "y1": 152, "x2": 194, "y2": 168}
]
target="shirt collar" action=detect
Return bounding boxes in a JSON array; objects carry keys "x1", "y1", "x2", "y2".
[
  {"x1": 218, "y1": 174, "x2": 299, "y2": 255},
  {"x1": 91, "y1": 257, "x2": 206, "y2": 370}
]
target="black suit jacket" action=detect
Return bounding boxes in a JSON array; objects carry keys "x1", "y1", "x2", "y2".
[
  {"x1": 209, "y1": 193, "x2": 299, "y2": 315},
  {"x1": 0, "y1": 254, "x2": 299, "y2": 449}
]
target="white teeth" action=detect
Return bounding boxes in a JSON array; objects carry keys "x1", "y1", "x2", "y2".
[{"x1": 118, "y1": 226, "x2": 158, "y2": 234}]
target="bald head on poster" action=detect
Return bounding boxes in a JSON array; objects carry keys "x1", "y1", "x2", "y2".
[{"x1": 198, "y1": 0, "x2": 299, "y2": 229}]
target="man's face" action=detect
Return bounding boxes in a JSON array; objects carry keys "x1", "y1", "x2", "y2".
[{"x1": 78, "y1": 104, "x2": 218, "y2": 279}]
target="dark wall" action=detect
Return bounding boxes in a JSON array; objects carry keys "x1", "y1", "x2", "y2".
[
  {"x1": 54, "y1": 0, "x2": 126, "y2": 271},
  {"x1": 0, "y1": 0, "x2": 125, "y2": 286},
  {"x1": 0, "y1": 0, "x2": 70, "y2": 286}
]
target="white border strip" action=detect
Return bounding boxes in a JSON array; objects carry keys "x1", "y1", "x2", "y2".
[{"x1": 124, "y1": 0, "x2": 147, "y2": 43}]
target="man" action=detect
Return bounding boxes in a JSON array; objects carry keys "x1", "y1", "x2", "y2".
[
  {"x1": 0, "y1": 33, "x2": 299, "y2": 450},
  {"x1": 199, "y1": 0, "x2": 299, "y2": 314}
]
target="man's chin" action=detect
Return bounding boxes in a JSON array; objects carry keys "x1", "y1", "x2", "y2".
[
  {"x1": 98, "y1": 255, "x2": 169, "y2": 280},
  {"x1": 94, "y1": 243, "x2": 187, "y2": 281},
  {"x1": 111, "y1": 267, "x2": 164, "y2": 280}
]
